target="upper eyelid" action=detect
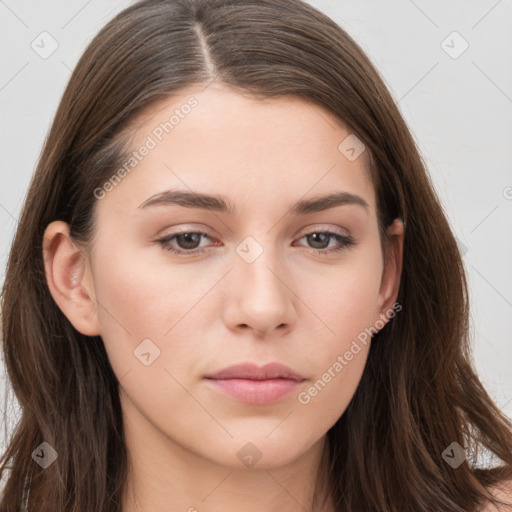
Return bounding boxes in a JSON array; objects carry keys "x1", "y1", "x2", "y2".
[
  {"x1": 157, "y1": 226, "x2": 350, "y2": 247},
  {"x1": 158, "y1": 225, "x2": 349, "y2": 241},
  {"x1": 159, "y1": 222, "x2": 350, "y2": 236}
]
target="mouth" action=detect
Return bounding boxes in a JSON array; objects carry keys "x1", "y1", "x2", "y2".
[
  {"x1": 203, "y1": 377, "x2": 305, "y2": 405},
  {"x1": 203, "y1": 362, "x2": 306, "y2": 405}
]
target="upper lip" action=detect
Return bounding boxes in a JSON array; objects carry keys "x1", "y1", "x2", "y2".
[{"x1": 204, "y1": 362, "x2": 305, "y2": 381}]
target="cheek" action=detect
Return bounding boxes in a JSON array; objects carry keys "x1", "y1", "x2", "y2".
[
  {"x1": 297, "y1": 342, "x2": 370, "y2": 419},
  {"x1": 294, "y1": 250, "x2": 382, "y2": 417},
  {"x1": 306, "y1": 249, "x2": 383, "y2": 341},
  {"x1": 89, "y1": 239, "x2": 212, "y2": 378},
  {"x1": 295, "y1": 277, "x2": 377, "y2": 424}
]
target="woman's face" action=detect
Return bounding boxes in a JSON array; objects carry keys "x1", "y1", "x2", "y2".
[{"x1": 55, "y1": 84, "x2": 403, "y2": 470}]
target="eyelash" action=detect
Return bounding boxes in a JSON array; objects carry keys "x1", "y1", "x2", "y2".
[{"x1": 156, "y1": 230, "x2": 356, "y2": 256}]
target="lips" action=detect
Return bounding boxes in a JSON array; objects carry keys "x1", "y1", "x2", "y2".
[
  {"x1": 204, "y1": 362, "x2": 305, "y2": 381},
  {"x1": 203, "y1": 362, "x2": 306, "y2": 405}
]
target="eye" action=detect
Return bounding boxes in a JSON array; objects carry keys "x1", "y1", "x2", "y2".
[
  {"x1": 294, "y1": 231, "x2": 356, "y2": 254},
  {"x1": 156, "y1": 230, "x2": 356, "y2": 256},
  {"x1": 156, "y1": 231, "x2": 214, "y2": 256}
]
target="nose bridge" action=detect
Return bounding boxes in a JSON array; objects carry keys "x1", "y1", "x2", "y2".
[
  {"x1": 234, "y1": 233, "x2": 286, "y2": 297},
  {"x1": 226, "y1": 232, "x2": 295, "y2": 334}
]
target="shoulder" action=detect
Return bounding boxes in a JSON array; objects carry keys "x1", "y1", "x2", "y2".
[{"x1": 480, "y1": 479, "x2": 512, "y2": 511}]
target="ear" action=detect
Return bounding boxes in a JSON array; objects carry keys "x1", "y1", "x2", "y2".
[
  {"x1": 42, "y1": 220, "x2": 101, "y2": 336},
  {"x1": 374, "y1": 218, "x2": 404, "y2": 326}
]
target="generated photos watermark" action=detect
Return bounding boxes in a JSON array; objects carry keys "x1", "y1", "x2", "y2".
[
  {"x1": 93, "y1": 96, "x2": 198, "y2": 200},
  {"x1": 297, "y1": 301, "x2": 402, "y2": 405}
]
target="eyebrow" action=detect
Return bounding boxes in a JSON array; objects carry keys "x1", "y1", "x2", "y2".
[{"x1": 138, "y1": 189, "x2": 369, "y2": 215}]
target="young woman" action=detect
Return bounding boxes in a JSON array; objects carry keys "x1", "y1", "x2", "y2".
[{"x1": 1, "y1": 0, "x2": 511, "y2": 510}]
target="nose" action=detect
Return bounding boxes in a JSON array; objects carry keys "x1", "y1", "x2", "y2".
[{"x1": 222, "y1": 243, "x2": 297, "y2": 338}]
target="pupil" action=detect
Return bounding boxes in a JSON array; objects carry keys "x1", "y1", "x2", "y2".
[
  {"x1": 178, "y1": 233, "x2": 201, "y2": 249},
  {"x1": 308, "y1": 233, "x2": 329, "y2": 249}
]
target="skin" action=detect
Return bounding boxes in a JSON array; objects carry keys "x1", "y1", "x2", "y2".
[{"x1": 43, "y1": 84, "x2": 404, "y2": 512}]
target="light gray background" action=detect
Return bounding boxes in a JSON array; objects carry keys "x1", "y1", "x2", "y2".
[{"x1": 1, "y1": 0, "x2": 511, "y2": 452}]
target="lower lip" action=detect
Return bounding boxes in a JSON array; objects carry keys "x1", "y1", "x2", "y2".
[{"x1": 204, "y1": 378, "x2": 304, "y2": 405}]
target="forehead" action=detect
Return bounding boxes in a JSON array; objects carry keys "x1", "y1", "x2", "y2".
[{"x1": 96, "y1": 84, "x2": 376, "y2": 217}]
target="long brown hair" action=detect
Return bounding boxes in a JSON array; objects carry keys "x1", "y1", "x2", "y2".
[{"x1": 1, "y1": 0, "x2": 511, "y2": 510}]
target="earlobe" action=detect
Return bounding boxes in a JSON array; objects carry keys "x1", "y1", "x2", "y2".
[
  {"x1": 375, "y1": 218, "x2": 405, "y2": 325},
  {"x1": 42, "y1": 220, "x2": 101, "y2": 336}
]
